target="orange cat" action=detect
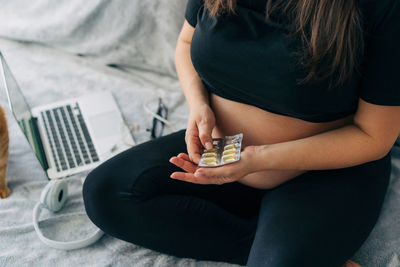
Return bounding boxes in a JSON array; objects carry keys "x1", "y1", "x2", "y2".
[{"x1": 0, "y1": 106, "x2": 10, "y2": 198}]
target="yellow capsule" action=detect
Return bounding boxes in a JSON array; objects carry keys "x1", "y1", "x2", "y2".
[
  {"x1": 223, "y1": 149, "x2": 236, "y2": 156},
  {"x1": 203, "y1": 152, "x2": 217, "y2": 158},
  {"x1": 222, "y1": 155, "x2": 236, "y2": 162},
  {"x1": 203, "y1": 158, "x2": 217, "y2": 163},
  {"x1": 204, "y1": 148, "x2": 217, "y2": 153},
  {"x1": 224, "y1": 144, "x2": 236, "y2": 150},
  {"x1": 205, "y1": 161, "x2": 218, "y2": 166}
]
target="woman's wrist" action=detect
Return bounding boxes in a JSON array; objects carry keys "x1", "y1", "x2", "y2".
[
  {"x1": 189, "y1": 101, "x2": 211, "y2": 114},
  {"x1": 252, "y1": 144, "x2": 273, "y2": 172},
  {"x1": 184, "y1": 83, "x2": 210, "y2": 111},
  {"x1": 237, "y1": 145, "x2": 267, "y2": 175},
  {"x1": 238, "y1": 145, "x2": 308, "y2": 189}
]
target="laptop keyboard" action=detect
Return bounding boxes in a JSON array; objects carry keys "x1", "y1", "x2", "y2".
[{"x1": 40, "y1": 103, "x2": 99, "y2": 172}]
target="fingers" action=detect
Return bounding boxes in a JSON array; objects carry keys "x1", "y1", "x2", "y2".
[
  {"x1": 198, "y1": 121, "x2": 213, "y2": 150},
  {"x1": 169, "y1": 159, "x2": 237, "y2": 185},
  {"x1": 187, "y1": 142, "x2": 201, "y2": 164},
  {"x1": 186, "y1": 136, "x2": 201, "y2": 164},
  {"x1": 169, "y1": 155, "x2": 197, "y2": 173},
  {"x1": 194, "y1": 166, "x2": 233, "y2": 180},
  {"x1": 185, "y1": 126, "x2": 201, "y2": 163},
  {"x1": 185, "y1": 116, "x2": 213, "y2": 163},
  {"x1": 170, "y1": 171, "x2": 223, "y2": 185},
  {"x1": 177, "y1": 153, "x2": 190, "y2": 161}
]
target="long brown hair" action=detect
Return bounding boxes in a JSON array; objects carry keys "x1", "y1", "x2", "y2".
[{"x1": 204, "y1": 0, "x2": 364, "y2": 86}]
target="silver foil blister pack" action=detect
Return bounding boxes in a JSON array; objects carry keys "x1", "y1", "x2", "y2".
[{"x1": 198, "y1": 133, "x2": 243, "y2": 167}]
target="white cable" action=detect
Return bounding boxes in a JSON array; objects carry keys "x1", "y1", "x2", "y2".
[{"x1": 142, "y1": 97, "x2": 178, "y2": 131}]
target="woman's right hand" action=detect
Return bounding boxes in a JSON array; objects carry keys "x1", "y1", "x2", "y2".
[{"x1": 185, "y1": 104, "x2": 216, "y2": 164}]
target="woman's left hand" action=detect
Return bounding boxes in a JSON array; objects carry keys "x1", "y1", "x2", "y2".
[{"x1": 169, "y1": 146, "x2": 259, "y2": 185}]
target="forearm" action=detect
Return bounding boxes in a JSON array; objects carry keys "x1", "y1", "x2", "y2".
[
  {"x1": 254, "y1": 123, "x2": 391, "y2": 171},
  {"x1": 175, "y1": 39, "x2": 209, "y2": 110},
  {"x1": 238, "y1": 169, "x2": 307, "y2": 189}
]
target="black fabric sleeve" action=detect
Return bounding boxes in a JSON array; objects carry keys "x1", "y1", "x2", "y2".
[
  {"x1": 185, "y1": 0, "x2": 203, "y2": 27},
  {"x1": 359, "y1": 0, "x2": 400, "y2": 106}
]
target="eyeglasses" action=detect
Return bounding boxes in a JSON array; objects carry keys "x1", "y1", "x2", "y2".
[{"x1": 146, "y1": 97, "x2": 168, "y2": 139}]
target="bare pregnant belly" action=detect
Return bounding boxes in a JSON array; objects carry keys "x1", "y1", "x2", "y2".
[{"x1": 209, "y1": 93, "x2": 354, "y2": 189}]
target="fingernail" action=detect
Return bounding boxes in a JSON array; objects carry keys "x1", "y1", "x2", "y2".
[
  {"x1": 205, "y1": 142, "x2": 212, "y2": 149},
  {"x1": 195, "y1": 172, "x2": 204, "y2": 177},
  {"x1": 170, "y1": 175, "x2": 175, "y2": 179}
]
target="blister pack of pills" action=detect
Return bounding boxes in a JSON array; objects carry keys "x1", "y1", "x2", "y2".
[{"x1": 198, "y1": 133, "x2": 243, "y2": 167}]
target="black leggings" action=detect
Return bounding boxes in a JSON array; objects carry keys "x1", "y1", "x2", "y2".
[{"x1": 82, "y1": 129, "x2": 391, "y2": 267}]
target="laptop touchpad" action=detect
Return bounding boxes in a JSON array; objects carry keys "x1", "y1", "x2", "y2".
[{"x1": 88, "y1": 111, "x2": 121, "y2": 139}]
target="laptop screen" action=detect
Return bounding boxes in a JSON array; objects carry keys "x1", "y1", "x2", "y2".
[
  {"x1": 0, "y1": 53, "x2": 33, "y2": 125},
  {"x1": 0, "y1": 52, "x2": 47, "y2": 170}
]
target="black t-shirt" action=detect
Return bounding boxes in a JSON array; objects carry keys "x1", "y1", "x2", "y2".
[{"x1": 185, "y1": 0, "x2": 400, "y2": 123}]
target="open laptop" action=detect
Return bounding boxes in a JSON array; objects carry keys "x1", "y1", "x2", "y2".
[{"x1": 0, "y1": 52, "x2": 135, "y2": 179}]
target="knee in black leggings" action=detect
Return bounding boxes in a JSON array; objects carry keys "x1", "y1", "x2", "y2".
[
  {"x1": 82, "y1": 130, "x2": 187, "y2": 235},
  {"x1": 82, "y1": 162, "x2": 119, "y2": 233}
]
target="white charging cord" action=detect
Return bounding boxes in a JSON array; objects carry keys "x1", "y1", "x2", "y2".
[{"x1": 142, "y1": 97, "x2": 178, "y2": 132}]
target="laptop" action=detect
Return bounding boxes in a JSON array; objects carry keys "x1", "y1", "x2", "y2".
[{"x1": 0, "y1": 52, "x2": 135, "y2": 179}]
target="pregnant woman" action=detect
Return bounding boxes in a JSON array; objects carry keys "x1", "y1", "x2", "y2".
[{"x1": 83, "y1": 0, "x2": 400, "y2": 266}]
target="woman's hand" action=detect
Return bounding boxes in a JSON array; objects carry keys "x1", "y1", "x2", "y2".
[
  {"x1": 169, "y1": 146, "x2": 259, "y2": 185},
  {"x1": 185, "y1": 104, "x2": 216, "y2": 164}
]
